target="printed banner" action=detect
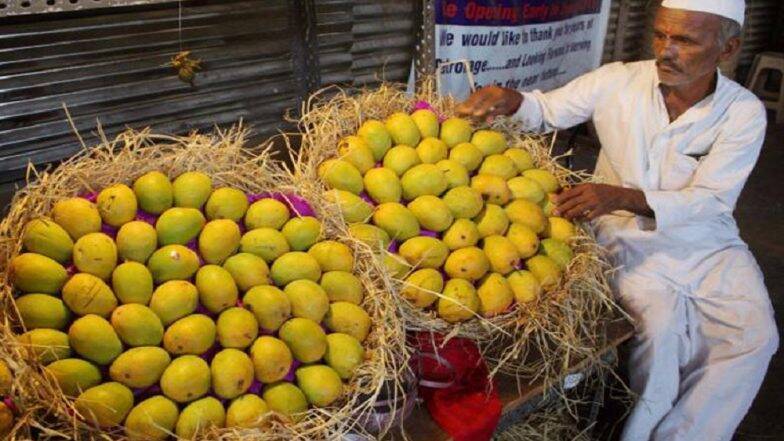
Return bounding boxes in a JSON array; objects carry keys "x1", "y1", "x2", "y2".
[{"x1": 434, "y1": 0, "x2": 611, "y2": 100}]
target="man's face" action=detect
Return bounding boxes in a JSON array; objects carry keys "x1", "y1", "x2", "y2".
[{"x1": 652, "y1": 8, "x2": 726, "y2": 86}]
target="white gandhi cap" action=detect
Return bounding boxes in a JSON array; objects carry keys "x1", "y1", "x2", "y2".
[{"x1": 661, "y1": 0, "x2": 745, "y2": 27}]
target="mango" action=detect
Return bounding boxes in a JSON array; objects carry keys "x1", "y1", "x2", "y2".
[
  {"x1": 338, "y1": 135, "x2": 376, "y2": 174},
  {"x1": 176, "y1": 397, "x2": 225, "y2": 439},
  {"x1": 443, "y1": 219, "x2": 480, "y2": 250},
  {"x1": 19, "y1": 329, "x2": 70, "y2": 364},
  {"x1": 75, "y1": 382, "x2": 133, "y2": 428},
  {"x1": 324, "y1": 302, "x2": 371, "y2": 342},
  {"x1": 348, "y1": 224, "x2": 391, "y2": 249},
  {"x1": 198, "y1": 219, "x2": 241, "y2": 265},
  {"x1": 205, "y1": 187, "x2": 248, "y2": 221},
  {"x1": 505, "y1": 199, "x2": 547, "y2": 234},
  {"x1": 223, "y1": 253, "x2": 270, "y2": 291},
  {"x1": 270, "y1": 251, "x2": 321, "y2": 286},
  {"x1": 211, "y1": 348, "x2": 254, "y2": 399},
  {"x1": 401, "y1": 268, "x2": 443, "y2": 308},
  {"x1": 437, "y1": 279, "x2": 480, "y2": 323},
  {"x1": 523, "y1": 169, "x2": 560, "y2": 193},
  {"x1": 401, "y1": 164, "x2": 448, "y2": 200},
  {"x1": 324, "y1": 189, "x2": 373, "y2": 223},
  {"x1": 411, "y1": 109, "x2": 439, "y2": 137},
  {"x1": 507, "y1": 223, "x2": 540, "y2": 258},
  {"x1": 483, "y1": 235, "x2": 521, "y2": 275},
  {"x1": 125, "y1": 395, "x2": 179, "y2": 441},
  {"x1": 279, "y1": 318, "x2": 327, "y2": 363},
  {"x1": 163, "y1": 314, "x2": 216, "y2": 355},
  {"x1": 542, "y1": 195, "x2": 557, "y2": 216},
  {"x1": 416, "y1": 137, "x2": 448, "y2": 164},
  {"x1": 16, "y1": 294, "x2": 70, "y2": 330},
  {"x1": 408, "y1": 195, "x2": 454, "y2": 232},
  {"x1": 73, "y1": 232, "x2": 117, "y2": 280},
  {"x1": 111, "y1": 304, "x2": 163, "y2": 346},
  {"x1": 0, "y1": 403, "x2": 10, "y2": 438},
  {"x1": 440, "y1": 117, "x2": 473, "y2": 148},
  {"x1": 358, "y1": 119, "x2": 393, "y2": 160},
  {"x1": 507, "y1": 270, "x2": 542, "y2": 304},
  {"x1": 263, "y1": 383, "x2": 308, "y2": 420},
  {"x1": 471, "y1": 174, "x2": 511, "y2": 205},
  {"x1": 243, "y1": 286, "x2": 291, "y2": 331},
  {"x1": 62, "y1": 272, "x2": 118, "y2": 317},
  {"x1": 442, "y1": 186, "x2": 484, "y2": 219},
  {"x1": 382, "y1": 145, "x2": 421, "y2": 176},
  {"x1": 436, "y1": 159, "x2": 470, "y2": 189},
  {"x1": 477, "y1": 273, "x2": 514, "y2": 317},
  {"x1": 46, "y1": 358, "x2": 101, "y2": 396},
  {"x1": 296, "y1": 365, "x2": 343, "y2": 407},
  {"x1": 216, "y1": 307, "x2": 258, "y2": 349},
  {"x1": 525, "y1": 255, "x2": 562, "y2": 290},
  {"x1": 540, "y1": 238, "x2": 574, "y2": 270},
  {"x1": 195, "y1": 265, "x2": 238, "y2": 314},
  {"x1": 21, "y1": 218, "x2": 73, "y2": 263},
  {"x1": 250, "y1": 336, "x2": 293, "y2": 383},
  {"x1": 320, "y1": 271, "x2": 364, "y2": 304},
  {"x1": 149, "y1": 280, "x2": 199, "y2": 325},
  {"x1": 134, "y1": 171, "x2": 173, "y2": 214},
  {"x1": 318, "y1": 159, "x2": 364, "y2": 195},
  {"x1": 173, "y1": 171, "x2": 212, "y2": 209},
  {"x1": 147, "y1": 245, "x2": 200, "y2": 283},
  {"x1": 226, "y1": 394, "x2": 269, "y2": 429},
  {"x1": 471, "y1": 129, "x2": 506, "y2": 155},
  {"x1": 0, "y1": 361, "x2": 9, "y2": 395},
  {"x1": 109, "y1": 346, "x2": 171, "y2": 388},
  {"x1": 398, "y1": 236, "x2": 449, "y2": 269},
  {"x1": 160, "y1": 355, "x2": 211, "y2": 403},
  {"x1": 444, "y1": 247, "x2": 489, "y2": 281},
  {"x1": 52, "y1": 197, "x2": 101, "y2": 240},
  {"x1": 507, "y1": 176, "x2": 545, "y2": 203},
  {"x1": 545, "y1": 216, "x2": 576, "y2": 243},
  {"x1": 97, "y1": 184, "x2": 138, "y2": 227},
  {"x1": 112, "y1": 262, "x2": 154, "y2": 304},
  {"x1": 325, "y1": 333, "x2": 364, "y2": 379},
  {"x1": 364, "y1": 167, "x2": 402, "y2": 203},
  {"x1": 382, "y1": 252, "x2": 412, "y2": 278},
  {"x1": 68, "y1": 314, "x2": 121, "y2": 365},
  {"x1": 474, "y1": 204, "x2": 510, "y2": 238},
  {"x1": 372, "y1": 202, "x2": 420, "y2": 240},
  {"x1": 240, "y1": 227, "x2": 289, "y2": 263},
  {"x1": 284, "y1": 279, "x2": 330, "y2": 323},
  {"x1": 245, "y1": 198, "x2": 290, "y2": 230},
  {"x1": 116, "y1": 221, "x2": 157, "y2": 263},
  {"x1": 384, "y1": 112, "x2": 421, "y2": 147},
  {"x1": 156, "y1": 207, "x2": 205, "y2": 245},
  {"x1": 308, "y1": 240, "x2": 354, "y2": 272},
  {"x1": 449, "y1": 142, "x2": 483, "y2": 171},
  {"x1": 505, "y1": 148, "x2": 535, "y2": 173},
  {"x1": 281, "y1": 216, "x2": 322, "y2": 251},
  {"x1": 479, "y1": 154, "x2": 518, "y2": 180}
]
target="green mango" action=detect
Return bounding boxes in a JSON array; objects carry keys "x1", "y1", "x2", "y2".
[
  {"x1": 382, "y1": 145, "x2": 421, "y2": 176},
  {"x1": 372, "y1": 202, "x2": 420, "y2": 241},
  {"x1": 160, "y1": 355, "x2": 211, "y2": 403},
  {"x1": 19, "y1": 329, "x2": 71, "y2": 364},
  {"x1": 195, "y1": 265, "x2": 238, "y2": 314},
  {"x1": 281, "y1": 216, "x2": 322, "y2": 251},
  {"x1": 109, "y1": 346, "x2": 171, "y2": 388},
  {"x1": 205, "y1": 187, "x2": 249, "y2": 221},
  {"x1": 16, "y1": 294, "x2": 70, "y2": 330},
  {"x1": 479, "y1": 154, "x2": 518, "y2": 180},
  {"x1": 416, "y1": 137, "x2": 448, "y2": 164},
  {"x1": 156, "y1": 207, "x2": 206, "y2": 245},
  {"x1": 9, "y1": 253, "x2": 68, "y2": 294},
  {"x1": 250, "y1": 336, "x2": 293, "y2": 383},
  {"x1": 507, "y1": 176, "x2": 545, "y2": 204},
  {"x1": 284, "y1": 279, "x2": 330, "y2": 323},
  {"x1": 75, "y1": 382, "x2": 133, "y2": 428},
  {"x1": 124, "y1": 395, "x2": 179, "y2": 441},
  {"x1": 437, "y1": 279, "x2": 480, "y2": 323},
  {"x1": 52, "y1": 197, "x2": 101, "y2": 240},
  {"x1": 176, "y1": 397, "x2": 225, "y2": 439},
  {"x1": 318, "y1": 159, "x2": 364, "y2": 194},
  {"x1": 539, "y1": 238, "x2": 574, "y2": 270},
  {"x1": 199, "y1": 219, "x2": 241, "y2": 265},
  {"x1": 507, "y1": 270, "x2": 542, "y2": 304},
  {"x1": 45, "y1": 358, "x2": 101, "y2": 397},
  {"x1": 411, "y1": 109, "x2": 439, "y2": 138},
  {"x1": 62, "y1": 273, "x2": 118, "y2": 318},
  {"x1": 279, "y1": 318, "x2": 327, "y2": 363},
  {"x1": 363, "y1": 167, "x2": 402, "y2": 204},
  {"x1": 262, "y1": 383, "x2": 308, "y2": 421},
  {"x1": 223, "y1": 253, "x2": 270, "y2": 291},
  {"x1": 244, "y1": 198, "x2": 290, "y2": 230},
  {"x1": 408, "y1": 195, "x2": 453, "y2": 232},
  {"x1": 436, "y1": 159, "x2": 470, "y2": 189},
  {"x1": 295, "y1": 365, "x2": 343, "y2": 407},
  {"x1": 442, "y1": 186, "x2": 483, "y2": 219},
  {"x1": 357, "y1": 119, "x2": 393, "y2": 160},
  {"x1": 97, "y1": 184, "x2": 138, "y2": 227},
  {"x1": 400, "y1": 164, "x2": 448, "y2": 200},
  {"x1": 320, "y1": 271, "x2": 364, "y2": 304},
  {"x1": 504, "y1": 148, "x2": 535, "y2": 173},
  {"x1": 240, "y1": 228, "x2": 290, "y2": 263},
  {"x1": 384, "y1": 112, "x2": 421, "y2": 147},
  {"x1": 382, "y1": 251, "x2": 412, "y2": 278},
  {"x1": 440, "y1": 117, "x2": 473, "y2": 148},
  {"x1": 398, "y1": 236, "x2": 449, "y2": 269},
  {"x1": 226, "y1": 394, "x2": 269, "y2": 429},
  {"x1": 243, "y1": 286, "x2": 291, "y2": 331},
  {"x1": 308, "y1": 240, "x2": 354, "y2": 272},
  {"x1": 483, "y1": 235, "x2": 521, "y2": 275},
  {"x1": 270, "y1": 251, "x2": 321, "y2": 286},
  {"x1": 210, "y1": 348, "x2": 254, "y2": 399},
  {"x1": 471, "y1": 129, "x2": 507, "y2": 155},
  {"x1": 323, "y1": 189, "x2": 373, "y2": 223},
  {"x1": 149, "y1": 280, "x2": 199, "y2": 325},
  {"x1": 522, "y1": 169, "x2": 560, "y2": 193},
  {"x1": 110, "y1": 304, "x2": 164, "y2": 346},
  {"x1": 400, "y1": 268, "x2": 443, "y2": 308},
  {"x1": 347, "y1": 224, "x2": 391, "y2": 249},
  {"x1": 449, "y1": 142, "x2": 483, "y2": 171},
  {"x1": 324, "y1": 302, "x2": 371, "y2": 342},
  {"x1": 444, "y1": 247, "x2": 489, "y2": 281},
  {"x1": 21, "y1": 218, "x2": 73, "y2": 263},
  {"x1": 324, "y1": 333, "x2": 364, "y2": 379},
  {"x1": 68, "y1": 314, "x2": 122, "y2": 365},
  {"x1": 337, "y1": 136, "x2": 376, "y2": 174},
  {"x1": 147, "y1": 245, "x2": 200, "y2": 283},
  {"x1": 133, "y1": 171, "x2": 173, "y2": 214},
  {"x1": 111, "y1": 261, "x2": 154, "y2": 304},
  {"x1": 172, "y1": 171, "x2": 212, "y2": 209},
  {"x1": 525, "y1": 255, "x2": 562, "y2": 290},
  {"x1": 216, "y1": 307, "x2": 258, "y2": 349},
  {"x1": 73, "y1": 232, "x2": 117, "y2": 280},
  {"x1": 477, "y1": 272, "x2": 514, "y2": 317},
  {"x1": 443, "y1": 219, "x2": 480, "y2": 250},
  {"x1": 163, "y1": 314, "x2": 216, "y2": 355},
  {"x1": 116, "y1": 221, "x2": 157, "y2": 263}
]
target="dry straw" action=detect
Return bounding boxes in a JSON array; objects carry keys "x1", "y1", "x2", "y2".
[
  {"x1": 0, "y1": 125, "x2": 408, "y2": 440},
  {"x1": 291, "y1": 77, "x2": 627, "y2": 394}
]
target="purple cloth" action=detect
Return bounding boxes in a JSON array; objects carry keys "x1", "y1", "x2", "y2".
[
  {"x1": 359, "y1": 192, "x2": 377, "y2": 206},
  {"x1": 100, "y1": 224, "x2": 118, "y2": 239},
  {"x1": 387, "y1": 240, "x2": 399, "y2": 253},
  {"x1": 134, "y1": 210, "x2": 158, "y2": 226},
  {"x1": 283, "y1": 360, "x2": 302, "y2": 383},
  {"x1": 420, "y1": 229, "x2": 438, "y2": 238},
  {"x1": 78, "y1": 192, "x2": 98, "y2": 203}
]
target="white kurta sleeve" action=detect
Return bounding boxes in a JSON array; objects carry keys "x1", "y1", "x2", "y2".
[
  {"x1": 643, "y1": 98, "x2": 767, "y2": 231},
  {"x1": 512, "y1": 62, "x2": 626, "y2": 133}
]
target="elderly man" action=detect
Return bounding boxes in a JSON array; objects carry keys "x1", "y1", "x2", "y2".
[{"x1": 458, "y1": 1, "x2": 778, "y2": 440}]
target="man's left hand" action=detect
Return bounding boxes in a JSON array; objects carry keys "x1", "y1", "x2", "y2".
[{"x1": 553, "y1": 183, "x2": 653, "y2": 220}]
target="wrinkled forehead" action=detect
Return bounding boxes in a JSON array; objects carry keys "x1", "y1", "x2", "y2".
[{"x1": 655, "y1": 6, "x2": 722, "y2": 38}]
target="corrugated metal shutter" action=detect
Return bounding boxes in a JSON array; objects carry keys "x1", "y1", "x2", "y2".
[
  {"x1": 738, "y1": 0, "x2": 781, "y2": 78},
  {"x1": 601, "y1": 0, "x2": 622, "y2": 64},
  {"x1": 609, "y1": 0, "x2": 650, "y2": 62},
  {"x1": 315, "y1": 0, "x2": 353, "y2": 85}
]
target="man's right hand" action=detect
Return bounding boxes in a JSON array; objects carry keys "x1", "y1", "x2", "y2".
[{"x1": 456, "y1": 86, "x2": 523, "y2": 122}]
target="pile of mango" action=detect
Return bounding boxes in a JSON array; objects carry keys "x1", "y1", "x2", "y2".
[
  {"x1": 8, "y1": 171, "x2": 371, "y2": 439},
  {"x1": 319, "y1": 108, "x2": 576, "y2": 322}
]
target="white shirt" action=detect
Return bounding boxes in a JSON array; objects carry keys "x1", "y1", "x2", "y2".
[{"x1": 513, "y1": 60, "x2": 767, "y2": 290}]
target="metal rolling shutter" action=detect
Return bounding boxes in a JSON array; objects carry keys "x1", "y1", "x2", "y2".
[{"x1": 738, "y1": 0, "x2": 781, "y2": 78}]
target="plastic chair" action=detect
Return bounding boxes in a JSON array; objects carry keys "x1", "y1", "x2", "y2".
[{"x1": 747, "y1": 52, "x2": 784, "y2": 124}]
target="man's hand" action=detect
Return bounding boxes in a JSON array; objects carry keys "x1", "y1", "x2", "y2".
[
  {"x1": 456, "y1": 86, "x2": 523, "y2": 122},
  {"x1": 553, "y1": 183, "x2": 654, "y2": 220}
]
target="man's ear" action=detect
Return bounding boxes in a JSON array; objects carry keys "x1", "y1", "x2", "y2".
[{"x1": 720, "y1": 36, "x2": 741, "y2": 63}]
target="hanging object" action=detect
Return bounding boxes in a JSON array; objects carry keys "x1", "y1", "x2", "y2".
[{"x1": 170, "y1": 50, "x2": 202, "y2": 85}]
